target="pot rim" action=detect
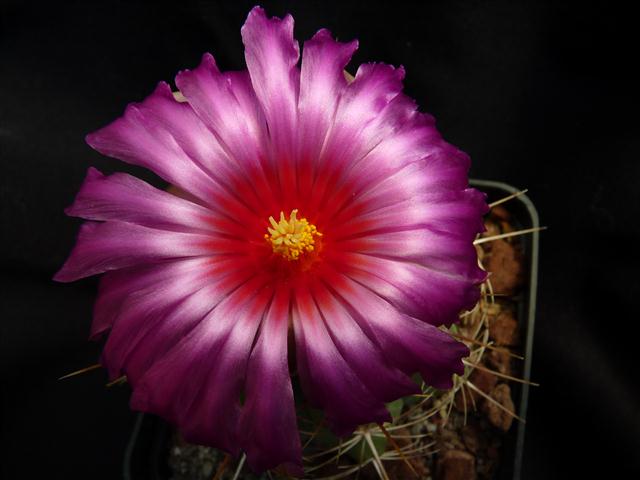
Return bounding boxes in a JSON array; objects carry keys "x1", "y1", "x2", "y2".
[{"x1": 470, "y1": 179, "x2": 540, "y2": 480}]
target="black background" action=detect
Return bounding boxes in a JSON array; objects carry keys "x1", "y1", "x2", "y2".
[{"x1": 1, "y1": 0, "x2": 639, "y2": 478}]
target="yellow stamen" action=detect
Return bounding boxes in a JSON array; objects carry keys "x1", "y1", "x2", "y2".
[{"x1": 264, "y1": 209, "x2": 322, "y2": 261}]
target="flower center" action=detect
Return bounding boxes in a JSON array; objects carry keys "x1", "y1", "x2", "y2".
[{"x1": 264, "y1": 209, "x2": 322, "y2": 261}]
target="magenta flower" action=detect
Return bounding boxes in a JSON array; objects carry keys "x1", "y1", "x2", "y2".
[{"x1": 55, "y1": 6, "x2": 487, "y2": 474}]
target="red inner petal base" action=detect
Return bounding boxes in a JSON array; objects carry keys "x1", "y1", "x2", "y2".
[{"x1": 55, "y1": 5, "x2": 488, "y2": 475}]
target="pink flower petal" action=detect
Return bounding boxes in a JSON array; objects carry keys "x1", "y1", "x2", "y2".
[
  {"x1": 323, "y1": 63, "x2": 407, "y2": 166},
  {"x1": 310, "y1": 281, "x2": 419, "y2": 402},
  {"x1": 337, "y1": 228, "x2": 483, "y2": 282},
  {"x1": 297, "y1": 30, "x2": 358, "y2": 200},
  {"x1": 330, "y1": 188, "x2": 488, "y2": 241},
  {"x1": 66, "y1": 168, "x2": 247, "y2": 237},
  {"x1": 331, "y1": 252, "x2": 482, "y2": 326},
  {"x1": 53, "y1": 221, "x2": 251, "y2": 282},
  {"x1": 292, "y1": 283, "x2": 391, "y2": 436},
  {"x1": 175, "y1": 56, "x2": 280, "y2": 219},
  {"x1": 131, "y1": 276, "x2": 273, "y2": 454},
  {"x1": 316, "y1": 127, "x2": 473, "y2": 226},
  {"x1": 306, "y1": 63, "x2": 408, "y2": 216},
  {"x1": 241, "y1": 6, "x2": 300, "y2": 163},
  {"x1": 328, "y1": 271, "x2": 469, "y2": 389},
  {"x1": 100, "y1": 257, "x2": 257, "y2": 381},
  {"x1": 333, "y1": 154, "x2": 470, "y2": 223},
  {"x1": 91, "y1": 258, "x2": 217, "y2": 339},
  {"x1": 86, "y1": 83, "x2": 260, "y2": 221},
  {"x1": 240, "y1": 286, "x2": 303, "y2": 475}
]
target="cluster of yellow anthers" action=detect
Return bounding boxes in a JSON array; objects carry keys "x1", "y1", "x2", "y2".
[{"x1": 265, "y1": 209, "x2": 322, "y2": 261}]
